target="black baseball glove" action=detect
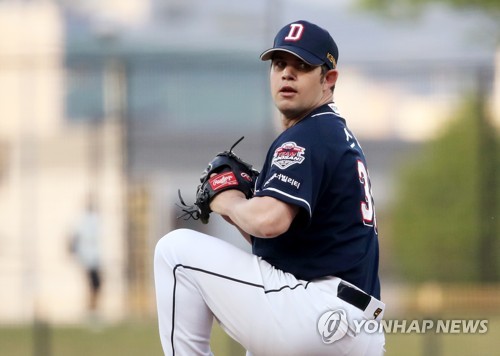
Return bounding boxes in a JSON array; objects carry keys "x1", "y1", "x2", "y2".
[{"x1": 177, "y1": 137, "x2": 259, "y2": 224}]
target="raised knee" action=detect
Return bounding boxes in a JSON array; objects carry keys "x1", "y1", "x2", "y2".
[
  {"x1": 164, "y1": 228, "x2": 193, "y2": 241},
  {"x1": 154, "y1": 228, "x2": 200, "y2": 261}
]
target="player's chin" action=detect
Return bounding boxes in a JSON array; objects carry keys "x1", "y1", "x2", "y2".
[
  {"x1": 276, "y1": 103, "x2": 302, "y2": 119},
  {"x1": 275, "y1": 96, "x2": 292, "y2": 107}
]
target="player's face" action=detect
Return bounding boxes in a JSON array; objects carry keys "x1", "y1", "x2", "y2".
[{"x1": 270, "y1": 52, "x2": 335, "y2": 122}]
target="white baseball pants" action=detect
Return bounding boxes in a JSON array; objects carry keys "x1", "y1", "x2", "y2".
[{"x1": 154, "y1": 228, "x2": 385, "y2": 356}]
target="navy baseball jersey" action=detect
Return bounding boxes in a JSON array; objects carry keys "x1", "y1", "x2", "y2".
[{"x1": 253, "y1": 102, "x2": 381, "y2": 299}]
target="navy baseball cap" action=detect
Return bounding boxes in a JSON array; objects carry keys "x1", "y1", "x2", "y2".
[{"x1": 260, "y1": 20, "x2": 339, "y2": 69}]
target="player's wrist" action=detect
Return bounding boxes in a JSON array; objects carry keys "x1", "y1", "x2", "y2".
[{"x1": 210, "y1": 189, "x2": 245, "y2": 215}]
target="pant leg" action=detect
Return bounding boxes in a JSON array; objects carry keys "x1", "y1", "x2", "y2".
[
  {"x1": 154, "y1": 231, "x2": 215, "y2": 356},
  {"x1": 154, "y1": 228, "x2": 289, "y2": 355},
  {"x1": 154, "y1": 228, "x2": 386, "y2": 356}
]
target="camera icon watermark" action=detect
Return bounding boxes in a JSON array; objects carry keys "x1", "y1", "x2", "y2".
[{"x1": 317, "y1": 309, "x2": 349, "y2": 344}]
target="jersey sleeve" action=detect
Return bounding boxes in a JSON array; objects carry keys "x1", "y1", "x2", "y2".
[{"x1": 254, "y1": 128, "x2": 325, "y2": 222}]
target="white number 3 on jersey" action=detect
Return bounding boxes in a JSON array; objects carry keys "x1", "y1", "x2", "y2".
[{"x1": 357, "y1": 160, "x2": 377, "y2": 231}]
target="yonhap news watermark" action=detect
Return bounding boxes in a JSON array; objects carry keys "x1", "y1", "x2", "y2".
[
  {"x1": 353, "y1": 318, "x2": 489, "y2": 334},
  {"x1": 317, "y1": 309, "x2": 488, "y2": 344}
]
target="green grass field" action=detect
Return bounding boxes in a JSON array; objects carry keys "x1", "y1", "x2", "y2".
[
  {"x1": 0, "y1": 320, "x2": 243, "y2": 356},
  {"x1": 1, "y1": 317, "x2": 498, "y2": 356}
]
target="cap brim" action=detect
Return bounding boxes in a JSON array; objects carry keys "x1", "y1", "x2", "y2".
[{"x1": 260, "y1": 46, "x2": 324, "y2": 66}]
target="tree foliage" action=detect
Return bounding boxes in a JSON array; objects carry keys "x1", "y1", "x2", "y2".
[
  {"x1": 390, "y1": 96, "x2": 500, "y2": 282},
  {"x1": 357, "y1": 0, "x2": 500, "y2": 19}
]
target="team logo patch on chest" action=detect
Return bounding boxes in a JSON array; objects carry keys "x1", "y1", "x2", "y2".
[{"x1": 272, "y1": 142, "x2": 306, "y2": 169}]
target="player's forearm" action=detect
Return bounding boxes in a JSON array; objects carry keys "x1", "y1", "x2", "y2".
[
  {"x1": 211, "y1": 192, "x2": 296, "y2": 238},
  {"x1": 224, "y1": 197, "x2": 281, "y2": 238}
]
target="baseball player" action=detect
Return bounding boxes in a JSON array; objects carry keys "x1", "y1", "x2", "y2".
[{"x1": 154, "y1": 20, "x2": 385, "y2": 355}]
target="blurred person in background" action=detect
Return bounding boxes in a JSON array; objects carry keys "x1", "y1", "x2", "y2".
[{"x1": 69, "y1": 195, "x2": 103, "y2": 320}]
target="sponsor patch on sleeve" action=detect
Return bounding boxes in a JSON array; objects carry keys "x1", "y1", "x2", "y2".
[
  {"x1": 263, "y1": 173, "x2": 301, "y2": 190},
  {"x1": 272, "y1": 142, "x2": 306, "y2": 169}
]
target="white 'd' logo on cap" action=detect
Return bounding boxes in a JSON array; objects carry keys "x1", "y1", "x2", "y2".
[{"x1": 284, "y1": 23, "x2": 304, "y2": 41}]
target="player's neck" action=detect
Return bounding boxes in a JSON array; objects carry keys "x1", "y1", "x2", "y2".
[
  {"x1": 281, "y1": 116, "x2": 303, "y2": 130},
  {"x1": 281, "y1": 97, "x2": 333, "y2": 130}
]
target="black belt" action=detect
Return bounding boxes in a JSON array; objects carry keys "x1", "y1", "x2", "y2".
[{"x1": 337, "y1": 281, "x2": 371, "y2": 311}]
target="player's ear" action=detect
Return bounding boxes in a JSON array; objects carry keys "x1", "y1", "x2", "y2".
[
  {"x1": 325, "y1": 69, "x2": 338, "y2": 88},
  {"x1": 321, "y1": 68, "x2": 338, "y2": 93}
]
